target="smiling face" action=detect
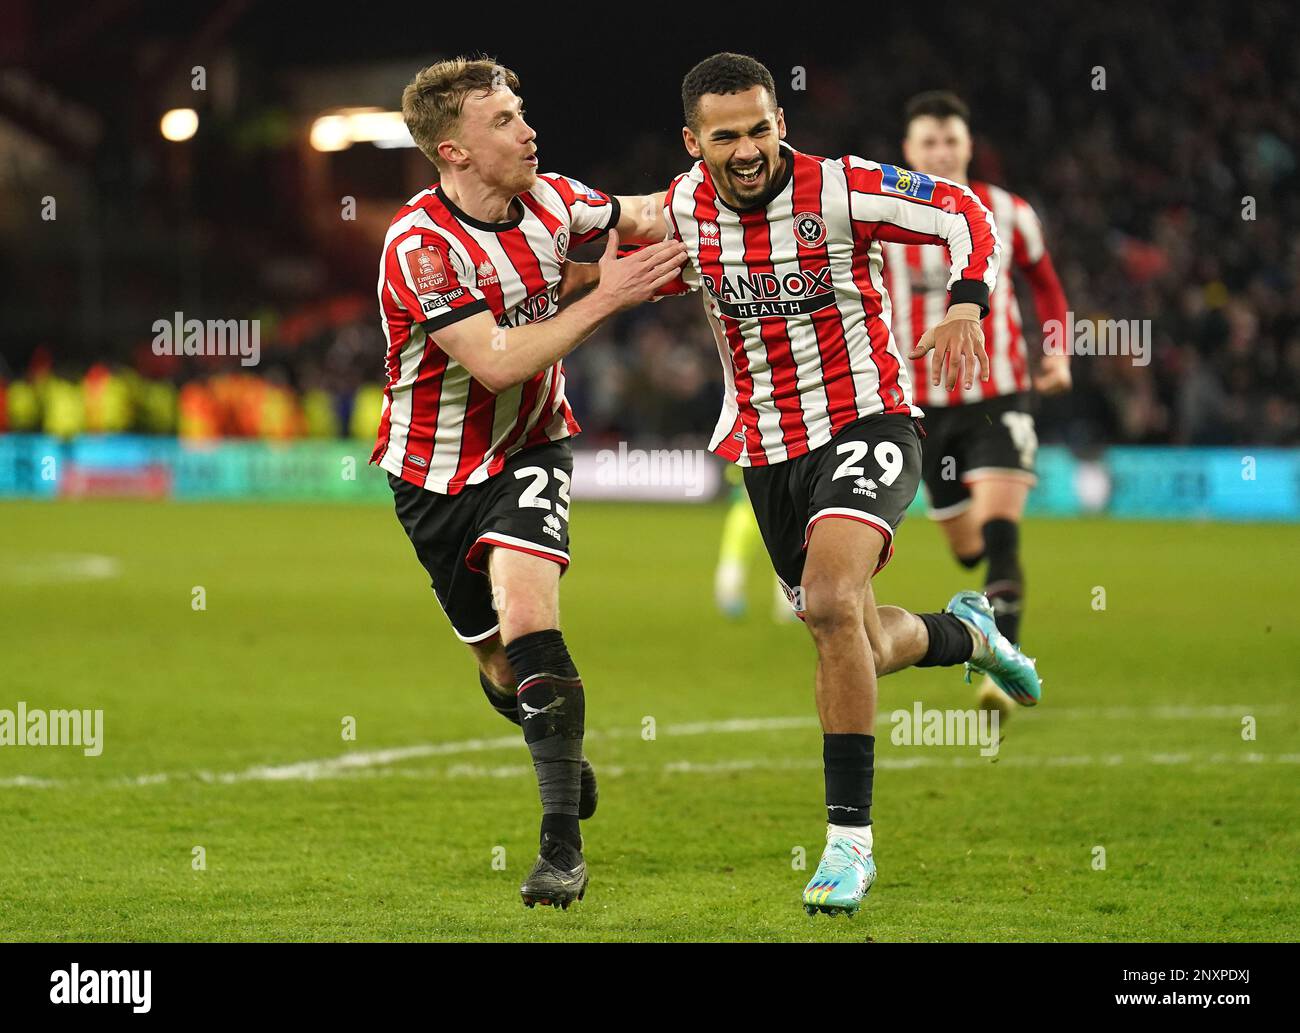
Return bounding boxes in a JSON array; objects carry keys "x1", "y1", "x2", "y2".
[
  {"x1": 902, "y1": 113, "x2": 972, "y2": 184},
  {"x1": 683, "y1": 85, "x2": 787, "y2": 210},
  {"x1": 439, "y1": 86, "x2": 538, "y2": 197}
]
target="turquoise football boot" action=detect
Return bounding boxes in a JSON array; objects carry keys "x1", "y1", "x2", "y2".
[
  {"x1": 802, "y1": 834, "x2": 876, "y2": 916},
  {"x1": 945, "y1": 590, "x2": 1042, "y2": 706}
]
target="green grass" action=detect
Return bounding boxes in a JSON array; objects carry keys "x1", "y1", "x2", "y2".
[{"x1": 0, "y1": 499, "x2": 1296, "y2": 941}]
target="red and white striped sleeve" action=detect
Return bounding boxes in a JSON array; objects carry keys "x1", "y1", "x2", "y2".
[
  {"x1": 651, "y1": 173, "x2": 701, "y2": 298},
  {"x1": 843, "y1": 156, "x2": 1001, "y2": 316},
  {"x1": 1009, "y1": 192, "x2": 1068, "y2": 333},
  {"x1": 383, "y1": 229, "x2": 490, "y2": 332},
  {"x1": 538, "y1": 173, "x2": 621, "y2": 246}
]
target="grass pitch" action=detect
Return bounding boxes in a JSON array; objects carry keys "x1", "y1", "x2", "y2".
[{"x1": 0, "y1": 498, "x2": 1296, "y2": 941}]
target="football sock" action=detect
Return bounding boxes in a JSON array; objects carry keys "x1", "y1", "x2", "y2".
[
  {"x1": 916, "y1": 612, "x2": 976, "y2": 666},
  {"x1": 479, "y1": 670, "x2": 521, "y2": 727},
  {"x1": 956, "y1": 549, "x2": 985, "y2": 569},
  {"x1": 506, "y1": 629, "x2": 585, "y2": 850},
  {"x1": 982, "y1": 518, "x2": 1023, "y2": 644},
  {"x1": 823, "y1": 733, "x2": 873, "y2": 827}
]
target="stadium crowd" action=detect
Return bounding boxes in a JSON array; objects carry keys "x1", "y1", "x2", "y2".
[{"x1": 2, "y1": 4, "x2": 1295, "y2": 448}]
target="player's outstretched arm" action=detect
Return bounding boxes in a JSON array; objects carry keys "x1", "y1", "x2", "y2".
[
  {"x1": 433, "y1": 232, "x2": 687, "y2": 394},
  {"x1": 847, "y1": 159, "x2": 1000, "y2": 390},
  {"x1": 612, "y1": 191, "x2": 670, "y2": 244}
]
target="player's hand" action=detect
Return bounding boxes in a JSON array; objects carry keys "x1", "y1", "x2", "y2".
[
  {"x1": 910, "y1": 303, "x2": 989, "y2": 391},
  {"x1": 593, "y1": 230, "x2": 688, "y2": 313},
  {"x1": 1033, "y1": 353, "x2": 1073, "y2": 395}
]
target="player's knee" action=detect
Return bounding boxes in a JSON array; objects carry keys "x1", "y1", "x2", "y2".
[
  {"x1": 800, "y1": 574, "x2": 863, "y2": 639},
  {"x1": 498, "y1": 586, "x2": 559, "y2": 640},
  {"x1": 490, "y1": 564, "x2": 561, "y2": 641},
  {"x1": 501, "y1": 610, "x2": 559, "y2": 643}
]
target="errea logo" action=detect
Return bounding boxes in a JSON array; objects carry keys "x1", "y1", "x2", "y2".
[
  {"x1": 50, "y1": 964, "x2": 151, "y2": 1013},
  {"x1": 542, "y1": 513, "x2": 563, "y2": 540},
  {"x1": 853, "y1": 476, "x2": 877, "y2": 497}
]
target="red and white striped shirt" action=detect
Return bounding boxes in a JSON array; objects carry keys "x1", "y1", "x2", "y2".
[
  {"x1": 371, "y1": 175, "x2": 619, "y2": 493},
  {"x1": 882, "y1": 181, "x2": 1067, "y2": 408},
  {"x1": 664, "y1": 144, "x2": 1001, "y2": 466}
]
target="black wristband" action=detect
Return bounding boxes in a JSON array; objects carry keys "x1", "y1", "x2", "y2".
[{"x1": 948, "y1": 279, "x2": 990, "y2": 317}]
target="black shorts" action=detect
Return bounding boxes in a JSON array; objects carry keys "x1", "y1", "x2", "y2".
[
  {"x1": 743, "y1": 413, "x2": 922, "y2": 608},
  {"x1": 389, "y1": 440, "x2": 573, "y2": 644},
  {"x1": 919, "y1": 393, "x2": 1038, "y2": 519}
]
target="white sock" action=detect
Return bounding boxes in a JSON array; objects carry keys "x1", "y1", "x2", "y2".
[{"x1": 828, "y1": 823, "x2": 873, "y2": 854}]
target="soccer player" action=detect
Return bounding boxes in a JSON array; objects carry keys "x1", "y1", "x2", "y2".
[
  {"x1": 881, "y1": 91, "x2": 1070, "y2": 716},
  {"x1": 660, "y1": 53, "x2": 1042, "y2": 916},
  {"x1": 371, "y1": 58, "x2": 687, "y2": 909}
]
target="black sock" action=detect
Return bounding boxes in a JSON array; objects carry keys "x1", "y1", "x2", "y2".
[
  {"x1": 916, "y1": 612, "x2": 975, "y2": 666},
  {"x1": 479, "y1": 670, "x2": 521, "y2": 727},
  {"x1": 956, "y1": 549, "x2": 985, "y2": 569},
  {"x1": 505, "y1": 630, "x2": 584, "y2": 849},
  {"x1": 982, "y1": 518, "x2": 1023, "y2": 644},
  {"x1": 824, "y1": 733, "x2": 874, "y2": 826}
]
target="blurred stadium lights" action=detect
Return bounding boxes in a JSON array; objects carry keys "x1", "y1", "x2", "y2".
[
  {"x1": 159, "y1": 108, "x2": 198, "y2": 142},
  {"x1": 309, "y1": 108, "x2": 413, "y2": 152}
]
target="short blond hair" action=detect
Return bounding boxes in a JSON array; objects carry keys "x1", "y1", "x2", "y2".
[{"x1": 402, "y1": 57, "x2": 520, "y2": 169}]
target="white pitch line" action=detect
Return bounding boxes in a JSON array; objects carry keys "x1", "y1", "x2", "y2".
[
  {"x1": 0, "y1": 705, "x2": 1292, "y2": 790},
  {"x1": 134, "y1": 751, "x2": 1300, "y2": 784}
]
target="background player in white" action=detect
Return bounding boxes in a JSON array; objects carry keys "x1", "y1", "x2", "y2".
[
  {"x1": 375, "y1": 58, "x2": 686, "y2": 909},
  {"x1": 882, "y1": 91, "x2": 1070, "y2": 718},
  {"x1": 660, "y1": 54, "x2": 1042, "y2": 916}
]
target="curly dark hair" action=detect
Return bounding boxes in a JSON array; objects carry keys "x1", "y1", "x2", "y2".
[{"x1": 681, "y1": 52, "x2": 777, "y2": 130}]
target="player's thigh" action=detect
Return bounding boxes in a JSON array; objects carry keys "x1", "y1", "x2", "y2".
[
  {"x1": 806, "y1": 412, "x2": 922, "y2": 582},
  {"x1": 471, "y1": 441, "x2": 574, "y2": 642},
  {"x1": 963, "y1": 395, "x2": 1038, "y2": 518},
  {"x1": 803, "y1": 516, "x2": 884, "y2": 632},
  {"x1": 388, "y1": 472, "x2": 500, "y2": 646},
  {"x1": 919, "y1": 406, "x2": 973, "y2": 527},
  {"x1": 936, "y1": 509, "x2": 983, "y2": 557},
  {"x1": 967, "y1": 475, "x2": 1032, "y2": 523},
  {"x1": 486, "y1": 546, "x2": 560, "y2": 641}
]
